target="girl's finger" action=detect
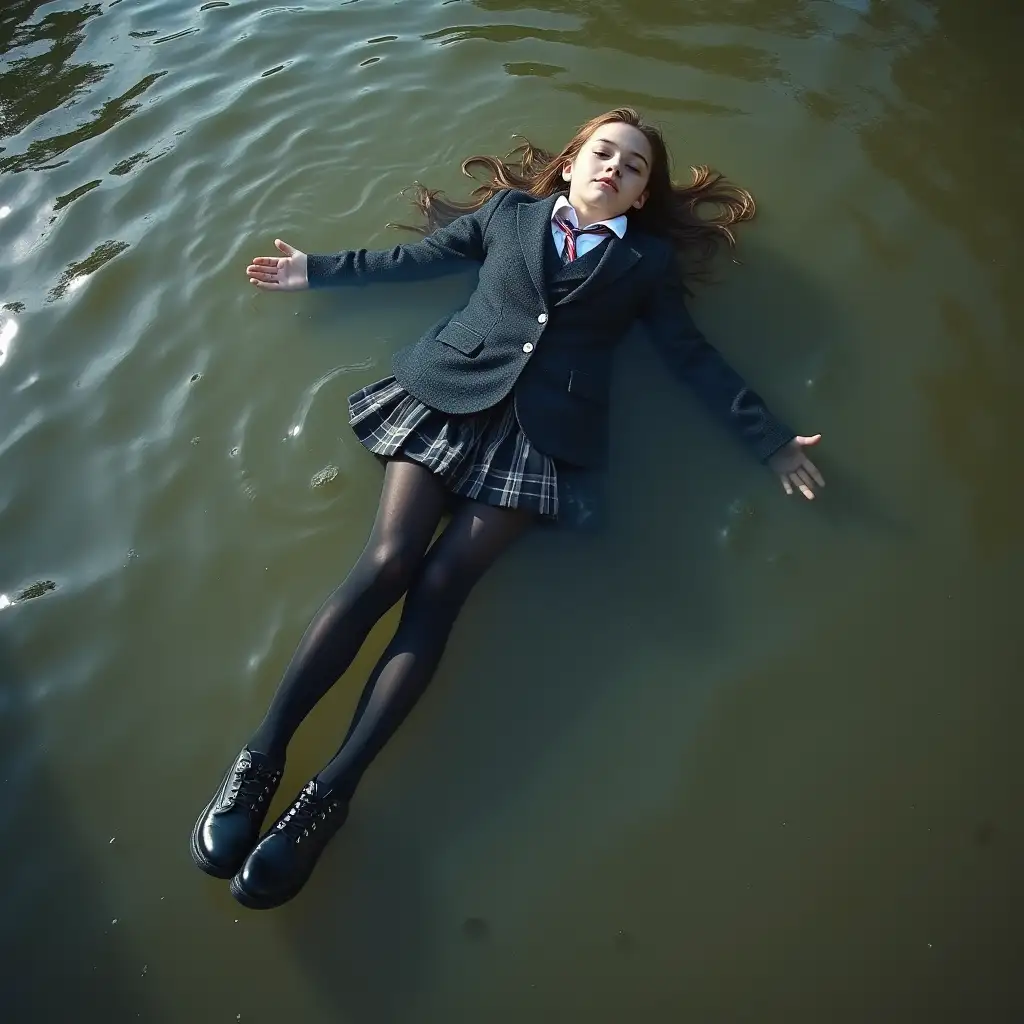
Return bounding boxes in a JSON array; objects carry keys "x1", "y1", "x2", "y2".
[
  {"x1": 780, "y1": 475, "x2": 794, "y2": 496},
  {"x1": 793, "y1": 472, "x2": 814, "y2": 500},
  {"x1": 275, "y1": 239, "x2": 296, "y2": 256},
  {"x1": 247, "y1": 269, "x2": 278, "y2": 281},
  {"x1": 804, "y1": 459, "x2": 826, "y2": 488},
  {"x1": 797, "y1": 467, "x2": 817, "y2": 495},
  {"x1": 250, "y1": 257, "x2": 280, "y2": 267}
]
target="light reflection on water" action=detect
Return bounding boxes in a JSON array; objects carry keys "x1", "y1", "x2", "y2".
[{"x1": 0, "y1": 315, "x2": 16, "y2": 367}]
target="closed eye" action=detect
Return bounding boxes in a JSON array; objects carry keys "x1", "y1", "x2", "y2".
[{"x1": 594, "y1": 149, "x2": 640, "y2": 174}]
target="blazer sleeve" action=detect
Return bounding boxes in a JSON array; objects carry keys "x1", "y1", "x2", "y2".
[
  {"x1": 640, "y1": 258, "x2": 794, "y2": 463},
  {"x1": 306, "y1": 190, "x2": 508, "y2": 287}
]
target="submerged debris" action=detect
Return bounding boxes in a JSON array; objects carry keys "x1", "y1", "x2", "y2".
[
  {"x1": 310, "y1": 465, "x2": 339, "y2": 488},
  {"x1": 16, "y1": 580, "x2": 57, "y2": 602}
]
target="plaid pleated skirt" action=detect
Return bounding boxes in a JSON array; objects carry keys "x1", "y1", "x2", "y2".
[{"x1": 348, "y1": 376, "x2": 559, "y2": 518}]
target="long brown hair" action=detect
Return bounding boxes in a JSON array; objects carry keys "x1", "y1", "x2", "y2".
[{"x1": 397, "y1": 107, "x2": 755, "y2": 282}]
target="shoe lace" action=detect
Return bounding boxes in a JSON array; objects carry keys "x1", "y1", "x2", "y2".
[
  {"x1": 276, "y1": 782, "x2": 338, "y2": 842},
  {"x1": 227, "y1": 759, "x2": 279, "y2": 811}
]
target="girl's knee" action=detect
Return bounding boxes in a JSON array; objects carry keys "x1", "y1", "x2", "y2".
[
  {"x1": 362, "y1": 541, "x2": 421, "y2": 598},
  {"x1": 410, "y1": 556, "x2": 475, "y2": 609}
]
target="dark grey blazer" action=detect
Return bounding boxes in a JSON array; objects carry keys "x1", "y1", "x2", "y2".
[{"x1": 307, "y1": 189, "x2": 793, "y2": 468}]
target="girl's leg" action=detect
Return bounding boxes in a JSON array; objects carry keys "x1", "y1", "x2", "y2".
[
  {"x1": 192, "y1": 457, "x2": 447, "y2": 880},
  {"x1": 314, "y1": 499, "x2": 534, "y2": 800},
  {"x1": 247, "y1": 457, "x2": 448, "y2": 761},
  {"x1": 230, "y1": 499, "x2": 533, "y2": 907}
]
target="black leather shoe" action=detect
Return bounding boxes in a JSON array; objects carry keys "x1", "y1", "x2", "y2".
[
  {"x1": 190, "y1": 748, "x2": 284, "y2": 878},
  {"x1": 229, "y1": 778, "x2": 348, "y2": 910}
]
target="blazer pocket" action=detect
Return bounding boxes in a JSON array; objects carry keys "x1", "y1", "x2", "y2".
[
  {"x1": 439, "y1": 320, "x2": 484, "y2": 357},
  {"x1": 568, "y1": 369, "x2": 607, "y2": 402}
]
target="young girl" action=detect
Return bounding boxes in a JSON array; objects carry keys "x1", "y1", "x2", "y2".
[{"x1": 191, "y1": 107, "x2": 824, "y2": 909}]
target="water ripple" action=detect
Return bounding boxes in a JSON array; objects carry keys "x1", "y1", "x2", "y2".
[
  {"x1": 152, "y1": 28, "x2": 201, "y2": 46},
  {"x1": 1, "y1": 72, "x2": 167, "y2": 175},
  {"x1": 0, "y1": 5, "x2": 110, "y2": 143},
  {"x1": 48, "y1": 240, "x2": 130, "y2": 301}
]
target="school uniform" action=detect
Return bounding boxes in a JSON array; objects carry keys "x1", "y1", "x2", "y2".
[{"x1": 307, "y1": 189, "x2": 794, "y2": 519}]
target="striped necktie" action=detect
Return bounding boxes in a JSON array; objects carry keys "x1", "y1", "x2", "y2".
[{"x1": 553, "y1": 215, "x2": 614, "y2": 264}]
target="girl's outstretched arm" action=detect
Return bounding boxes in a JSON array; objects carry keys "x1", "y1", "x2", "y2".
[
  {"x1": 309, "y1": 190, "x2": 509, "y2": 288},
  {"x1": 642, "y1": 258, "x2": 824, "y2": 499}
]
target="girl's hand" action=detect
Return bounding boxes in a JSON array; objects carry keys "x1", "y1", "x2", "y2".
[
  {"x1": 246, "y1": 239, "x2": 309, "y2": 291},
  {"x1": 768, "y1": 434, "x2": 825, "y2": 500}
]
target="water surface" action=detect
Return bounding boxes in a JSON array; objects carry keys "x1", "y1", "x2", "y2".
[{"x1": 1, "y1": 0, "x2": 1022, "y2": 1020}]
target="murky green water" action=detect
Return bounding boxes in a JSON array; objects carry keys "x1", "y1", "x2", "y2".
[{"x1": 2, "y1": 0, "x2": 1022, "y2": 1020}]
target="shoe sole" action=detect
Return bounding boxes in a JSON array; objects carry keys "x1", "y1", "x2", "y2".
[
  {"x1": 228, "y1": 873, "x2": 303, "y2": 911},
  {"x1": 189, "y1": 795, "x2": 243, "y2": 880},
  {"x1": 227, "y1": 807, "x2": 349, "y2": 911}
]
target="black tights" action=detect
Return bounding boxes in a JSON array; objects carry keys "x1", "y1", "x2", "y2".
[{"x1": 248, "y1": 458, "x2": 533, "y2": 799}]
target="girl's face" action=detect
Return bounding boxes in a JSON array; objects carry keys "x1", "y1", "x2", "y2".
[{"x1": 562, "y1": 122, "x2": 653, "y2": 219}]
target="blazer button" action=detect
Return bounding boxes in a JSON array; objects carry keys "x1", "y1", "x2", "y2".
[
  {"x1": 537, "y1": 313, "x2": 548, "y2": 324},
  {"x1": 522, "y1": 342, "x2": 534, "y2": 353}
]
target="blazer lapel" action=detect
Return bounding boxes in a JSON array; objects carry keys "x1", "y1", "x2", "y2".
[
  {"x1": 516, "y1": 194, "x2": 560, "y2": 304},
  {"x1": 556, "y1": 235, "x2": 642, "y2": 307},
  {"x1": 515, "y1": 193, "x2": 644, "y2": 306}
]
